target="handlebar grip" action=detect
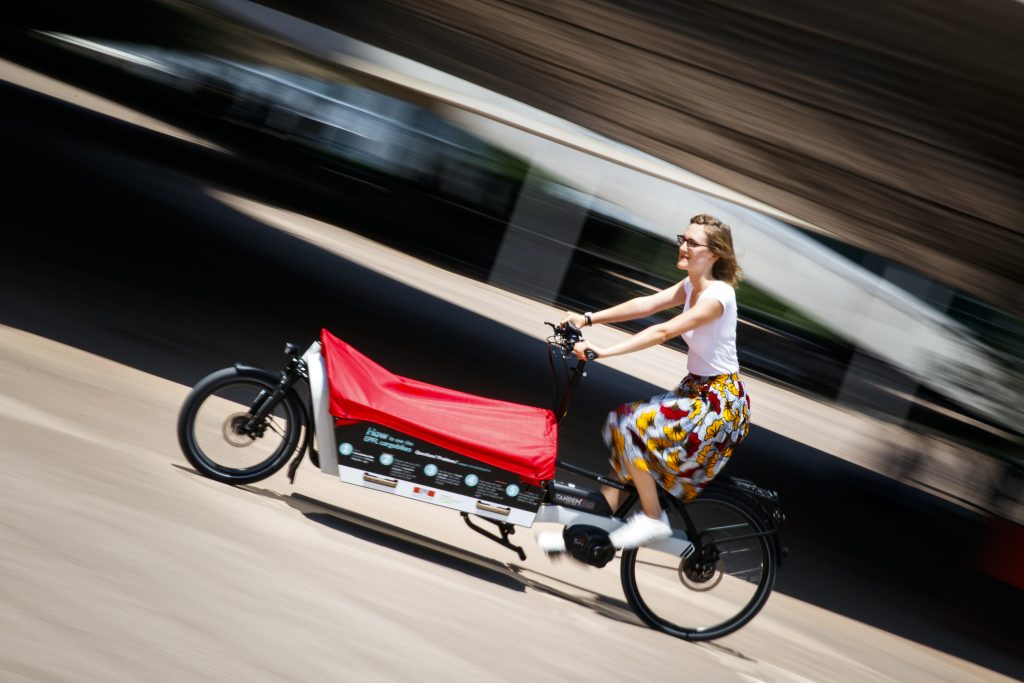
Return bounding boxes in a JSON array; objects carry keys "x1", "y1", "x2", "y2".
[{"x1": 585, "y1": 349, "x2": 599, "y2": 361}]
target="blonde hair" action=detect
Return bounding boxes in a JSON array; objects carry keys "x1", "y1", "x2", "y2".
[{"x1": 690, "y1": 213, "x2": 743, "y2": 287}]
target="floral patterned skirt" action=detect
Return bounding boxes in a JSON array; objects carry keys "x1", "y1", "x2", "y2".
[{"x1": 603, "y1": 372, "x2": 750, "y2": 501}]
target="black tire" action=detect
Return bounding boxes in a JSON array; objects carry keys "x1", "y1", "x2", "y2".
[
  {"x1": 620, "y1": 489, "x2": 777, "y2": 641},
  {"x1": 177, "y1": 367, "x2": 304, "y2": 485}
]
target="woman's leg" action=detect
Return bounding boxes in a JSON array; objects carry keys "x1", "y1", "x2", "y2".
[
  {"x1": 607, "y1": 455, "x2": 671, "y2": 549},
  {"x1": 600, "y1": 483, "x2": 626, "y2": 511},
  {"x1": 601, "y1": 398, "x2": 666, "y2": 518},
  {"x1": 619, "y1": 455, "x2": 663, "y2": 519}
]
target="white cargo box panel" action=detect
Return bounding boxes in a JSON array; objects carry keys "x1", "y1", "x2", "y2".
[{"x1": 334, "y1": 421, "x2": 543, "y2": 527}]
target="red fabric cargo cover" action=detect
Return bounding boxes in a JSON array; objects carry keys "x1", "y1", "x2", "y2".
[{"x1": 321, "y1": 329, "x2": 557, "y2": 484}]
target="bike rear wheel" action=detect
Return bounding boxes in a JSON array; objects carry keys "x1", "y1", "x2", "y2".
[
  {"x1": 620, "y1": 489, "x2": 777, "y2": 641},
  {"x1": 177, "y1": 367, "x2": 303, "y2": 485}
]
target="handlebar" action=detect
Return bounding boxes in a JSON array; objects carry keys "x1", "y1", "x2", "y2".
[{"x1": 544, "y1": 321, "x2": 598, "y2": 360}]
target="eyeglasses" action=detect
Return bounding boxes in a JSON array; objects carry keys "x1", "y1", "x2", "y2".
[{"x1": 677, "y1": 235, "x2": 709, "y2": 249}]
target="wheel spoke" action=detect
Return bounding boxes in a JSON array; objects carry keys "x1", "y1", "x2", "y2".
[{"x1": 265, "y1": 418, "x2": 286, "y2": 437}]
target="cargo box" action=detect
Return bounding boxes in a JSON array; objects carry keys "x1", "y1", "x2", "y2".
[{"x1": 335, "y1": 421, "x2": 545, "y2": 526}]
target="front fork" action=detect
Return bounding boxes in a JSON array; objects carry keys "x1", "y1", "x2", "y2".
[{"x1": 238, "y1": 342, "x2": 321, "y2": 482}]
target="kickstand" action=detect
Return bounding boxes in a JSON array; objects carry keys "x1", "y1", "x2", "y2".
[{"x1": 461, "y1": 513, "x2": 527, "y2": 561}]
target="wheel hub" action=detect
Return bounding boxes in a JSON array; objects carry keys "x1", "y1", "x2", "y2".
[
  {"x1": 222, "y1": 412, "x2": 258, "y2": 447},
  {"x1": 679, "y1": 545, "x2": 724, "y2": 591}
]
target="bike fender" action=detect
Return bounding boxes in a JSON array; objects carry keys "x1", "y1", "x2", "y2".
[{"x1": 232, "y1": 363, "x2": 280, "y2": 381}]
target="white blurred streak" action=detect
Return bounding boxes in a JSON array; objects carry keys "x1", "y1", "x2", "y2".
[
  {"x1": 488, "y1": 141, "x2": 604, "y2": 299},
  {"x1": 17, "y1": 35, "x2": 228, "y2": 153},
  {"x1": 714, "y1": 204, "x2": 1019, "y2": 435}
]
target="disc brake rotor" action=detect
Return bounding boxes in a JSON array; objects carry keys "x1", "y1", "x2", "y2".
[
  {"x1": 679, "y1": 556, "x2": 724, "y2": 591},
  {"x1": 222, "y1": 412, "x2": 257, "y2": 447}
]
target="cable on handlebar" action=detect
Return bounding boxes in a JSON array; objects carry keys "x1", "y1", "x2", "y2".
[{"x1": 544, "y1": 321, "x2": 592, "y2": 418}]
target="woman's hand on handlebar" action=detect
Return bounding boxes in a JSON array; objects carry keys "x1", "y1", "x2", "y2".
[
  {"x1": 560, "y1": 311, "x2": 588, "y2": 329},
  {"x1": 573, "y1": 340, "x2": 602, "y2": 361}
]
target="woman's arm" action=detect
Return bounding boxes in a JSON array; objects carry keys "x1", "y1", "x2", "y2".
[
  {"x1": 575, "y1": 296, "x2": 723, "y2": 360},
  {"x1": 563, "y1": 279, "x2": 688, "y2": 328}
]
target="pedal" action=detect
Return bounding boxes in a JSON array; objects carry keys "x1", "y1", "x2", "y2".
[{"x1": 535, "y1": 530, "x2": 567, "y2": 555}]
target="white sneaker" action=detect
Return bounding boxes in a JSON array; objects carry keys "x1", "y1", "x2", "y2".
[
  {"x1": 608, "y1": 511, "x2": 672, "y2": 549},
  {"x1": 536, "y1": 530, "x2": 566, "y2": 553}
]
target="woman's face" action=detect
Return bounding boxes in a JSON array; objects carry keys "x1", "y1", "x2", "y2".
[{"x1": 677, "y1": 223, "x2": 719, "y2": 274}]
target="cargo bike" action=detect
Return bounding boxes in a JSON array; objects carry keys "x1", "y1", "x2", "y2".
[{"x1": 177, "y1": 324, "x2": 785, "y2": 641}]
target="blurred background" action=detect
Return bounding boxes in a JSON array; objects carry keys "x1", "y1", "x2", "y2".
[{"x1": 3, "y1": 0, "x2": 1022, "y2": 679}]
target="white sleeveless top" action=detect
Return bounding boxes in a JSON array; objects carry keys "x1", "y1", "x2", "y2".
[{"x1": 681, "y1": 278, "x2": 740, "y2": 376}]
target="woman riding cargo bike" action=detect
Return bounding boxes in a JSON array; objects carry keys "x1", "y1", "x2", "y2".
[{"x1": 177, "y1": 213, "x2": 783, "y2": 641}]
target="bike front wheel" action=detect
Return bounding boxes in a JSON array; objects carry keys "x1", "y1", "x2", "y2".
[
  {"x1": 620, "y1": 489, "x2": 777, "y2": 641},
  {"x1": 177, "y1": 367, "x2": 304, "y2": 485}
]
